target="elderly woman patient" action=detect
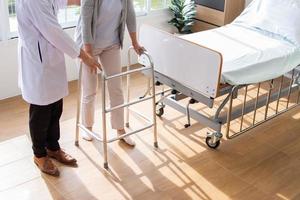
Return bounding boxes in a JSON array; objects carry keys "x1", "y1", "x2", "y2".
[{"x1": 75, "y1": 0, "x2": 144, "y2": 146}]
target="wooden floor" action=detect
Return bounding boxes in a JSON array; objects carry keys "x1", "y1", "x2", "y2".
[{"x1": 1, "y1": 74, "x2": 300, "y2": 200}]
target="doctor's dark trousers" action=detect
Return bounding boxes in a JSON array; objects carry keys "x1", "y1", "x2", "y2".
[{"x1": 29, "y1": 99, "x2": 62, "y2": 157}]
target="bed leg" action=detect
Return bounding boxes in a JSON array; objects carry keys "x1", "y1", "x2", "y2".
[
  {"x1": 184, "y1": 99, "x2": 191, "y2": 128},
  {"x1": 184, "y1": 99, "x2": 197, "y2": 128},
  {"x1": 206, "y1": 132, "x2": 222, "y2": 149}
]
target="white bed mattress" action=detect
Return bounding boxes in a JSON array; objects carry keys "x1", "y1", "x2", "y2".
[{"x1": 181, "y1": 25, "x2": 300, "y2": 85}]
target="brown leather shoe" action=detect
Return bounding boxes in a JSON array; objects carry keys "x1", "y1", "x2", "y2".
[
  {"x1": 34, "y1": 156, "x2": 60, "y2": 177},
  {"x1": 47, "y1": 149, "x2": 77, "y2": 166}
]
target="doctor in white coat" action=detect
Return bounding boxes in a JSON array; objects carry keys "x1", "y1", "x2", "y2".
[{"x1": 16, "y1": 0, "x2": 100, "y2": 176}]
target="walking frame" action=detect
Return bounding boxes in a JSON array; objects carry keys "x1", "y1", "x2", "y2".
[{"x1": 75, "y1": 47, "x2": 158, "y2": 169}]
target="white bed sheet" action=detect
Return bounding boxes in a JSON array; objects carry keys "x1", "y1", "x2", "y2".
[{"x1": 181, "y1": 25, "x2": 300, "y2": 85}]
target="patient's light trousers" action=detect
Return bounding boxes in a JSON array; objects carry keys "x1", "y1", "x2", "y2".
[{"x1": 81, "y1": 44, "x2": 124, "y2": 130}]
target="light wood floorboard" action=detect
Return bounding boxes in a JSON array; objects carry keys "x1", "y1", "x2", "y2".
[{"x1": 0, "y1": 74, "x2": 300, "y2": 200}]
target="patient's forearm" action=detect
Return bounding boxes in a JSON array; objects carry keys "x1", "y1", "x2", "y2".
[{"x1": 129, "y1": 32, "x2": 138, "y2": 45}]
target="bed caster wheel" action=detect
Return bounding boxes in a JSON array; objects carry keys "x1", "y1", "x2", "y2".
[
  {"x1": 75, "y1": 141, "x2": 79, "y2": 147},
  {"x1": 184, "y1": 124, "x2": 191, "y2": 128},
  {"x1": 154, "y1": 142, "x2": 159, "y2": 148},
  {"x1": 156, "y1": 107, "x2": 164, "y2": 117},
  {"x1": 205, "y1": 136, "x2": 220, "y2": 149},
  {"x1": 125, "y1": 122, "x2": 130, "y2": 128}
]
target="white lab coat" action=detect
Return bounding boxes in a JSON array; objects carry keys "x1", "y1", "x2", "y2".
[{"x1": 16, "y1": 0, "x2": 80, "y2": 105}]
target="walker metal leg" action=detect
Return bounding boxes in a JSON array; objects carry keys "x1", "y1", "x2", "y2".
[
  {"x1": 75, "y1": 62, "x2": 83, "y2": 147},
  {"x1": 150, "y1": 58, "x2": 158, "y2": 148},
  {"x1": 125, "y1": 48, "x2": 133, "y2": 128},
  {"x1": 101, "y1": 73, "x2": 109, "y2": 169},
  {"x1": 139, "y1": 78, "x2": 152, "y2": 99},
  {"x1": 125, "y1": 65, "x2": 131, "y2": 128},
  {"x1": 147, "y1": 78, "x2": 152, "y2": 96}
]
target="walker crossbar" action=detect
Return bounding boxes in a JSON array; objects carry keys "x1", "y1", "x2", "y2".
[
  {"x1": 77, "y1": 123, "x2": 154, "y2": 143},
  {"x1": 75, "y1": 47, "x2": 158, "y2": 169},
  {"x1": 105, "y1": 66, "x2": 152, "y2": 80},
  {"x1": 105, "y1": 96, "x2": 154, "y2": 113}
]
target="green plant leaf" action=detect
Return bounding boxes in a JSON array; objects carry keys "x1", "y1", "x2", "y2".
[{"x1": 169, "y1": 0, "x2": 196, "y2": 33}]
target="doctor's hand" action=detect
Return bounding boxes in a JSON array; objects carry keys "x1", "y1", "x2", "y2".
[
  {"x1": 79, "y1": 49, "x2": 101, "y2": 74},
  {"x1": 84, "y1": 44, "x2": 93, "y2": 56}
]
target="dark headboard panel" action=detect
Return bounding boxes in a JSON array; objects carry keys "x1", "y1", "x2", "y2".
[{"x1": 194, "y1": 0, "x2": 225, "y2": 12}]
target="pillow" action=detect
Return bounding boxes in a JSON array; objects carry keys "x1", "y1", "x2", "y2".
[
  {"x1": 234, "y1": 0, "x2": 300, "y2": 47},
  {"x1": 254, "y1": 0, "x2": 300, "y2": 46},
  {"x1": 233, "y1": 0, "x2": 263, "y2": 27}
]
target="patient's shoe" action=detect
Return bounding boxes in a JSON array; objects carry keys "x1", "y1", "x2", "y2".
[
  {"x1": 34, "y1": 156, "x2": 59, "y2": 177},
  {"x1": 118, "y1": 129, "x2": 136, "y2": 147},
  {"x1": 81, "y1": 127, "x2": 94, "y2": 141},
  {"x1": 47, "y1": 149, "x2": 77, "y2": 166},
  {"x1": 122, "y1": 136, "x2": 136, "y2": 146}
]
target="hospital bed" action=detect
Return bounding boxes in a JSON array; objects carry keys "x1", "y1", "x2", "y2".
[{"x1": 134, "y1": 0, "x2": 300, "y2": 148}]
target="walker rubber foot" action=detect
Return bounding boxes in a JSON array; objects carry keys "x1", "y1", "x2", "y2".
[
  {"x1": 104, "y1": 163, "x2": 109, "y2": 169},
  {"x1": 154, "y1": 142, "x2": 159, "y2": 148},
  {"x1": 184, "y1": 124, "x2": 191, "y2": 128},
  {"x1": 75, "y1": 141, "x2": 79, "y2": 147}
]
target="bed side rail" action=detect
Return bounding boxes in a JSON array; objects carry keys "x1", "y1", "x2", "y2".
[{"x1": 222, "y1": 69, "x2": 300, "y2": 139}]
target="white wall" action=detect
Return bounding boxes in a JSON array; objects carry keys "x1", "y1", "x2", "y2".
[
  {"x1": 0, "y1": 0, "x2": 254, "y2": 100},
  {"x1": 0, "y1": 9, "x2": 174, "y2": 100}
]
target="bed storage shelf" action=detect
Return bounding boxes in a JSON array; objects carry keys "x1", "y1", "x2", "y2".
[{"x1": 193, "y1": 0, "x2": 245, "y2": 31}]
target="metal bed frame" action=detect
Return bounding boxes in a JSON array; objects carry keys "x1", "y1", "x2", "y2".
[
  {"x1": 75, "y1": 48, "x2": 158, "y2": 169},
  {"x1": 142, "y1": 64, "x2": 300, "y2": 149}
]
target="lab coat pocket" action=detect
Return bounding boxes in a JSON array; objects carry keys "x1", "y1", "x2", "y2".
[
  {"x1": 37, "y1": 41, "x2": 43, "y2": 63},
  {"x1": 36, "y1": 37, "x2": 48, "y2": 65}
]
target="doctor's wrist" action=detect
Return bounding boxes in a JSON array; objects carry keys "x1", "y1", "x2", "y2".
[
  {"x1": 84, "y1": 44, "x2": 93, "y2": 55},
  {"x1": 78, "y1": 49, "x2": 86, "y2": 60}
]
